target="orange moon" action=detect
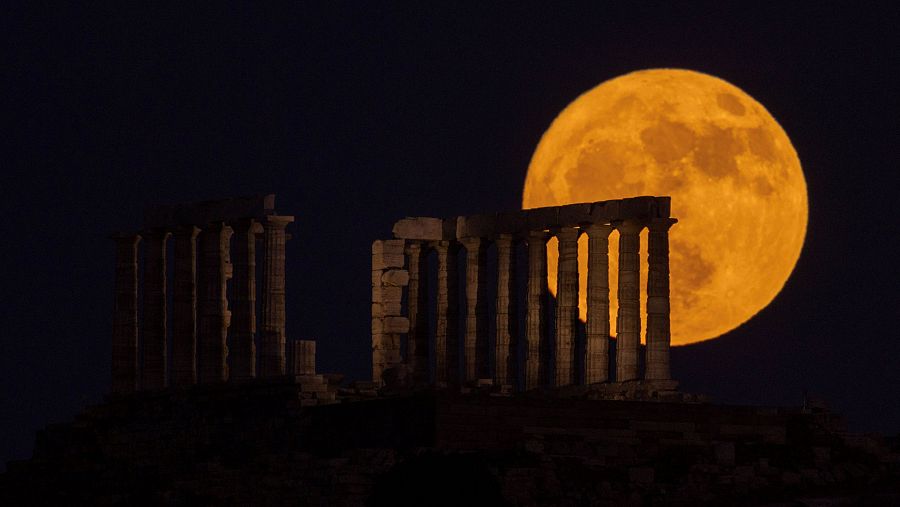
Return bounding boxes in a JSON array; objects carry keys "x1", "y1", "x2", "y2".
[{"x1": 523, "y1": 69, "x2": 807, "y2": 346}]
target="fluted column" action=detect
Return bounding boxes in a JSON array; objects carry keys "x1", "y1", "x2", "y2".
[
  {"x1": 197, "y1": 222, "x2": 232, "y2": 384},
  {"x1": 172, "y1": 225, "x2": 200, "y2": 386},
  {"x1": 434, "y1": 240, "x2": 460, "y2": 387},
  {"x1": 141, "y1": 228, "x2": 170, "y2": 390},
  {"x1": 405, "y1": 241, "x2": 429, "y2": 384},
  {"x1": 645, "y1": 218, "x2": 677, "y2": 382},
  {"x1": 525, "y1": 231, "x2": 549, "y2": 390},
  {"x1": 585, "y1": 223, "x2": 614, "y2": 384},
  {"x1": 111, "y1": 233, "x2": 141, "y2": 394},
  {"x1": 494, "y1": 234, "x2": 516, "y2": 388},
  {"x1": 230, "y1": 219, "x2": 259, "y2": 380},
  {"x1": 461, "y1": 237, "x2": 488, "y2": 382},
  {"x1": 554, "y1": 227, "x2": 579, "y2": 387},
  {"x1": 615, "y1": 219, "x2": 643, "y2": 382},
  {"x1": 260, "y1": 215, "x2": 294, "y2": 377}
]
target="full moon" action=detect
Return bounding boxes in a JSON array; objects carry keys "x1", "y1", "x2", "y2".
[{"x1": 523, "y1": 69, "x2": 807, "y2": 346}]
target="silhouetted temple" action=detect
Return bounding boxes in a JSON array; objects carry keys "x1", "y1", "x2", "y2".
[
  {"x1": 3, "y1": 194, "x2": 897, "y2": 506},
  {"x1": 373, "y1": 196, "x2": 678, "y2": 396}
]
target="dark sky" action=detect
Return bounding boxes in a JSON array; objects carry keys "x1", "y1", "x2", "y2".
[{"x1": 3, "y1": 3, "x2": 899, "y2": 468}]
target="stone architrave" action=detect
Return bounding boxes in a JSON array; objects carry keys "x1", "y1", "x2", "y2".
[
  {"x1": 645, "y1": 218, "x2": 677, "y2": 383},
  {"x1": 111, "y1": 233, "x2": 141, "y2": 394},
  {"x1": 615, "y1": 219, "x2": 643, "y2": 382},
  {"x1": 172, "y1": 225, "x2": 200, "y2": 386},
  {"x1": 197, "y1": 222, "x2": 233, "y2": 384},
  {"x1": 433, "y1": 240, "x2": 460, "y2": 387},
  {"x1": 259, "y1": 215, "x2": 294, "y2": 377},
  {"x1": 494, "y1": 234, "x2": 516, "y2": 388},
  {"x1": 141, "y1": 228, "x2": 170, "y2": 390},
  {"x1": 525, "y1": 231, "x2": 549, "y2": 390},
  {"x1": 554, "y1": 227, "x2": 579, "y2": 387},
  {"x1": 229, "y1": 219, "x2": 259, "y2": 380},
  {"x1": 460, "y1": 237, "x2": 489, "y2": 382},
  {"x1": 585, "y1": 223, "x2": 614, "y2": 384},
  {"x1": 405, "y1": 241, "x2": 429, "y2": 384}
]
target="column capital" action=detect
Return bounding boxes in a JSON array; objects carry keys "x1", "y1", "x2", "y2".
[
  {"x1": 263, "y1": 214, "x2": 295, "y2": 228},
  {"x1": 614, "y1": 218, "x2": 645, "y2": 235},
  {"x1": 647, "y1": 217, "x2": 678, "y2": 232},
  {"x1": 527, "y1": 229, "x2": 551, "y2": 243},
  {"x1": 458, "y1": 236, "x2": 486, "y2": 249},
  {"x1": 553, "y1": 226, "x2": 580, "y2": 241},
  {"x1": 585, "y1": 223, "x2": 615, "y2": 238}
]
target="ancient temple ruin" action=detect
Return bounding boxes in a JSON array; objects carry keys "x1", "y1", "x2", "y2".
[
  {"x1": 372, "y1": 196, "x2": 677, "y2": 394},
  {"x1": 109, "y1": 194, "x2": 315, "y2": 393}
]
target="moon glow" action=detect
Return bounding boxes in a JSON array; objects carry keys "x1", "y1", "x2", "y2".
[{"x1": 523, "y1": 69, "x2": 807, "y2": 346}]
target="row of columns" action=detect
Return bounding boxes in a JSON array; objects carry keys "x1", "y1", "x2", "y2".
[
  {"x1": 394, "y1": 217, "x2": 676, "y2": 390},
  {"x1": 110, "y1": 215, "x2": 293, "y2": 393}
]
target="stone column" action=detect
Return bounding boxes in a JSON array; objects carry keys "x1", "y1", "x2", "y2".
[
  {"x1": 141, "y1": 228, "x2": 170, "y2": 390},
  {"x1": 460, "y1": 237, "x2": 488, "y2": 382},
  {"x1": 554, "y1": 227, "x2": 579, "y2": 387},
  {"x1": 405, "y1": 241, "x2": 429, "y2": 384},
  {"x1": 197, "y1": 222, "x2": 232, "y2": 384},
  {"x1": 372, "y1": 239, "x2": 408, "y2": 385},
  {"x1": 615, "y1": 219, "x2": 643, "y2": 382},
  {"x1": 585, "y1": 223, "x2": 614, "y2": 384},
  {"x1": 229, "y1": 219, "x2": 259, "y2": 380},
  {"x1": 111, "y1": 233, "x2": 140, "y2": 394},
  {"x1": 525, "y1": 231, "x2": 548, "y2": 390},
  {"x1": 172, "y1": 225, "x2": 199, "y2": 386},
  {"x1": 259, "y1": 215, "x2": 294, "y2": 377},
  {"x1": 494, "y1": 234, "x2": 516, "y2": 388},
  {"x1": 434, "y1": 240, "x2": 460, "y2": 387},
  {"x1": 645, "y1": 218, "x2": 677, "y2": 383}
]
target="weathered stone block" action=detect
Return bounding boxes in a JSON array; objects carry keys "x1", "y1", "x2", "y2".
[
  {"x1": 525, "y1": 206, "x2": 559, "y2": 230},
  {"x1": 392, "y1": 217, "x2": 444, "y2": 240},
  {"x1": 371, "y1": 301, "x2": 402, "y2": 317},
  {"x1": 372, "y1": 253, "x2": 405, "y2": 270},
  {"x1": 619, "y1": 196, "x2": 655, "y2": 219},
  {"x1": 456, "y1": 213, "x2": 496, "y2": 238},
  {"x1": 494, "y1": 211, "x2": 526, "y2": 236},
  {"x1": 655, "y1": 196, "x2": 671, "y2": 218},
  {"x1": 383, "y1": 316, "x2": 409, "y2": 334},
  {"x1": 591, "y1": 200, "x2": 618, "y2": 221},
  {"x1": 372, "y1": 333, "x2": 401, "y2": 350},
  {"x1": 558, "y1": 203, "x2": 592, "y2": 225},
  {"x1": 381, "y1": 269, "x2": 409, "y2": 287},
  {"x1": 372, "y1": 286, "x2": 402, "y2": 303},
  {"x1": 372, "y1": 239, "x2": 406, "y2": 255}
]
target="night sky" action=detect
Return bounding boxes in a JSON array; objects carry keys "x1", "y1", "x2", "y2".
[{"x1": 3, "y1": 3, "x2": 899, "y2": 468}]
